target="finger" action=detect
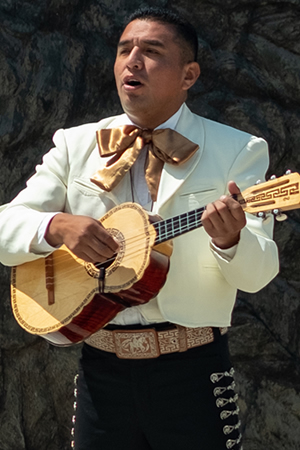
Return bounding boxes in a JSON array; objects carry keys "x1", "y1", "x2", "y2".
[
  {"x1": 93, "y1": 223, "x2": 119, "y2": 253},
  {"x1": 201, "y1": 202, "x2": 220, "y2": 233},
  {"x1": 77, "y1": 219, "x2": 119, "y2": 253},
  {"x1": 228, "y1": 180, "x2": 240, "y2": 195},
  {"x1": 204, "y1": 200, "x2": 232, "y2": 226},
  {"x1": 88, "y1": 234, "x2": 118, "y2": 260},
  {"x1": 202, "y1": 200, "x2": 245, "y2": 237},
  {"x1": 218, "y1": 193, "x2": 246, "y2": 228},
  {"x1": 80, "y1": 245, "x2": 116, "y2": 264},
  {"x1": 64, "y1": 220, "x2": 119, "y2": 261},
  {"x1": 69, "y1": 234, "x2": 118, "y2": 263}
]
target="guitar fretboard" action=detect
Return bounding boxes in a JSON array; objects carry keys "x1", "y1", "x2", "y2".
[{"x1": 153, "y1": 207, "x2": 205, "y2": 245}]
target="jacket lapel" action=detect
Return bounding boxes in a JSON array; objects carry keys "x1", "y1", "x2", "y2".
[{"x1": 154, "y1": 105, "x2": 205, "y2": 212}]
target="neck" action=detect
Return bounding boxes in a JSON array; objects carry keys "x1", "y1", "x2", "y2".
[{"x1": 124, "y1": 103, "x2": 185, "y2": 130}]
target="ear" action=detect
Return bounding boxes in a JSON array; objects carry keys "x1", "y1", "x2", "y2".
[{"x1": 182, "y1": 62, "x2": 201, "y2": 91}]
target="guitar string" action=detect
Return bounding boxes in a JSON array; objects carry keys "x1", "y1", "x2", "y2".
[
  {"x1": 42, "y1": 231, "x2": 155, "y2": 267},
  {"x1": 43, "y1": 190, "x2": 251, "y2": 265},
  {"x1": 40, "y1": 188, "x2": 254, "y2": 273},
  {"x1": 19, "y1": 192, "x2": 272, "y2": 304},
  {"x1": 43, "y1": 216, "x2": 204, "y2": 275},
  {"x1": 42, "y1": 221, "x2": 201, "y2": 274},
  {"x1": 41, "y1": 192, "x2": 259, "y2": 291},
  {"x1": 33, "y1": 240, "x2": 162, "y2": 300},
  {"x1": 42, "y1": 190, "x2": 253, "y2": 276},
  {"x1": 27, "y1": 192, "x2": 262, "y2": 300},
  {"x1": 41, "y1": 190, "x2": 251, "y2": 267},
  {"x1": 40, "y1": 192, "x2": 254, "y2": 288},
  {"x1": 42, "y1": 208, "x2": 205, "y2": 267},
  {"x1": 37, "y1": 217, "x2": 205, "y2": 297}
]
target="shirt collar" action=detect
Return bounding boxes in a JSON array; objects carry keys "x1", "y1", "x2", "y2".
[{"x1": 108, "y1": 104, "x2": 184, "y2": 131}]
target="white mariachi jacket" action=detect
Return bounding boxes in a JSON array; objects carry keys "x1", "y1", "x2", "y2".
[{"x1": 0, "y1": 104, "x2": 279, "y2": 327}]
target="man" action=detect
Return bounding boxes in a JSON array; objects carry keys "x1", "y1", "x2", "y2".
[{"x1": 0, "y1": 7, "x2": 279, "y2": 450}]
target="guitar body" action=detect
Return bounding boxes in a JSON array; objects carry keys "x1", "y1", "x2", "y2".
[{"x1": 11, "y1": 203, "x2": 171, "y2": 346}]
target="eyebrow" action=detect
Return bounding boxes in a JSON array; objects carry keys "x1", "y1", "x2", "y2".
[{"x1": 117, "y1": 39, "x2": 166, "y2": 49}]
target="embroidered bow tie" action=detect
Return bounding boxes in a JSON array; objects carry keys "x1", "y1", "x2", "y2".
[{"x1": 91, "y1": 125, "x2": 199, "y2": 202}]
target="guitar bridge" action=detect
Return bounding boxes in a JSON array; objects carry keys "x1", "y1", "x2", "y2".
[{"x1": 45, "y1": 254, "x2": 55, "y2": 305}]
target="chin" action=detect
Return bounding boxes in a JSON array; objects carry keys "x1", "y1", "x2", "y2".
[{"x1": 122, "y1": 99, "x2": 149, "y2": 117}]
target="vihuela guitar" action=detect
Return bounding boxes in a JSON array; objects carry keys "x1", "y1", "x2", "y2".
[{"x1": 11, "y1": 172, "x2": 300, "y2": 346}]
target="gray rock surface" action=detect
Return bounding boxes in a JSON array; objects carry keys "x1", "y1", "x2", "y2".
[{"x1": 1, "y1": 0, "x2": 300, "y2": 448}]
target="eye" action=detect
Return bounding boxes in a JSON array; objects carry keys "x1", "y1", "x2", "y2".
[
  {"x1": 146, "y1": 48, "x2": 158, "y2": 54},
  {"x1": 118, "y1": 48, "x2": 131, "y2": 56}
]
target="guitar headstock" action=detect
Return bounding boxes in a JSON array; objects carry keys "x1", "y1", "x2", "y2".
[{"x1": 239, "y1": 172, "x2": 300, "y2": 216}]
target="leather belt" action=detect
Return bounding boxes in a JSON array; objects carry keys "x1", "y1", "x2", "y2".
[{"x1": 85, "y1": 325, "x2": 228, "y2": 359}]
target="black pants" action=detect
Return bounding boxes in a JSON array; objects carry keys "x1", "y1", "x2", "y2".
[{"x1": 74, "y1": 329, "x2": 242, "y2": 450}]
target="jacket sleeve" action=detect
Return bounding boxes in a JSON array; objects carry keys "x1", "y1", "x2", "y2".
[
  {"x1": 210, "y1": 136, "x2": 280, "y2": 292},
  {"x1": 0, "y1": 115, "x2": 122, "y2": 267},
  {"x1": 0, "y1": 129, "x2": 69, "y2": 266}
]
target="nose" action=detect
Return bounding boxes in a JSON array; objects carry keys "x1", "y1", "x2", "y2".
[{"x1": 127, "y1": 46, "x2": 143, "y2": 70}]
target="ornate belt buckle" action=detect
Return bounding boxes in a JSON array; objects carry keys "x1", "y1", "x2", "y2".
[{"x1": 113, "y1": 328, "x2": 160, "y2": 359}]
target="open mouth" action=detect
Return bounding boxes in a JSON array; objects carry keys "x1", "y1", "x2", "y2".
[
  {"x1": 127, "y1": 80, "x2": 141, "y2": 86},
  {"x1": 124, "y1": 77, "x2": 143, "y2": 88}
]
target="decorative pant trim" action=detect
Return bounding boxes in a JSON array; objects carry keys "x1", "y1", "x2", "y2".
[
  {"x1": 210, "y1": 367, "x2": 235, "y2": 383},
  {"x1": 226, "y1": 433, "x2": 242, "y2": 449},
  {"x1": 216, "y1": 393, "x2": 239, "y2": 408},
  {"x1": 210, "y1": 367, "x2": 242, "y2": 449},
  {"x1": 220, "y1": 406, "x2": 240, "y2": 420},
  {"x1": 224, "y1": 420, "x2": 241, "y2": 435},
  {"x1": 70, "y1": 374, "x2": 78, "y2": 449},
  {"x1": 213, "y1": 380, "x2": 236, "y2": 397}
]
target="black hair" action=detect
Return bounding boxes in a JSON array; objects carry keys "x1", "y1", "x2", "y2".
[{"x1": 124, "y1": 7, "x2": 198, "y2": 62}]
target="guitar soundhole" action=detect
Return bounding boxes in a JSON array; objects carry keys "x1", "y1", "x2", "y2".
[{"x1": 84, "y1": 228, "x2": 125, "y2": 279}]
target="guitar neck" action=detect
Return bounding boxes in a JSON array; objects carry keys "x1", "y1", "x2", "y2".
[
  {"x1": 152, "y1": 169, "x2": 300, "y2": 244},
  {"x1": 152, "y1": 194, "x2": 247, "y2": 245},
  {"x1": 153, "y1": 207, "x2": 205, "y2": 245}
]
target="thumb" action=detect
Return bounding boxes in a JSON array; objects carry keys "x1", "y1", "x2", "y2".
[{"x1": 228, "y1": 180, "x2": 240, "y2": 196}]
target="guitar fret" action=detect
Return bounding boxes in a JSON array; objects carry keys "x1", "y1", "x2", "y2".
[
  {"x1": 154, "y1": 207, "x2": 205, "y2": 245},
  {"x1": 166, "y1": 218, "x2": 174, "y2": 239}
]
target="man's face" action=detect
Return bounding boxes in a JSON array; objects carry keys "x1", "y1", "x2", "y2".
[{"x1": 114, "y1": 19, "x2": 197, "y2": 129}]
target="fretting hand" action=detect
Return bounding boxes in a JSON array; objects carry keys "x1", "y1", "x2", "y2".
[{"x1": 201, "y1": 181, "x2": 246, "y2": 249}]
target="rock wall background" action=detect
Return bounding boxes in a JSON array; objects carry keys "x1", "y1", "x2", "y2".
[{"x1": 1, "y1": 0, "x2": 300, "y2": 449}]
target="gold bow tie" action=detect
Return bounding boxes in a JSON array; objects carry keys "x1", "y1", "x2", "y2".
[{"x1": 91, "y1": 125, "x2": 199, "y2": 202}]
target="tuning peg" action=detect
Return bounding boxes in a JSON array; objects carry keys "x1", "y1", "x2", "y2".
[
  {"x1": 257, "y1": 211, "x2": 272, "y2": 224},
  {"x1": 255, "y1": 179, "x2": 262, "y2": 185},
  {"x1": 285, "y1": 169, "x2": 292, "y2": 175},
  {"x1": 269, "y1": 175, "x2": 277, "y2": 180},
  {"x1": 257, "y1": 212, "x2": 266, "y2": 219},
  {"x1": 273, "y1": 209, "x2": 288, "y2": 222}
]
